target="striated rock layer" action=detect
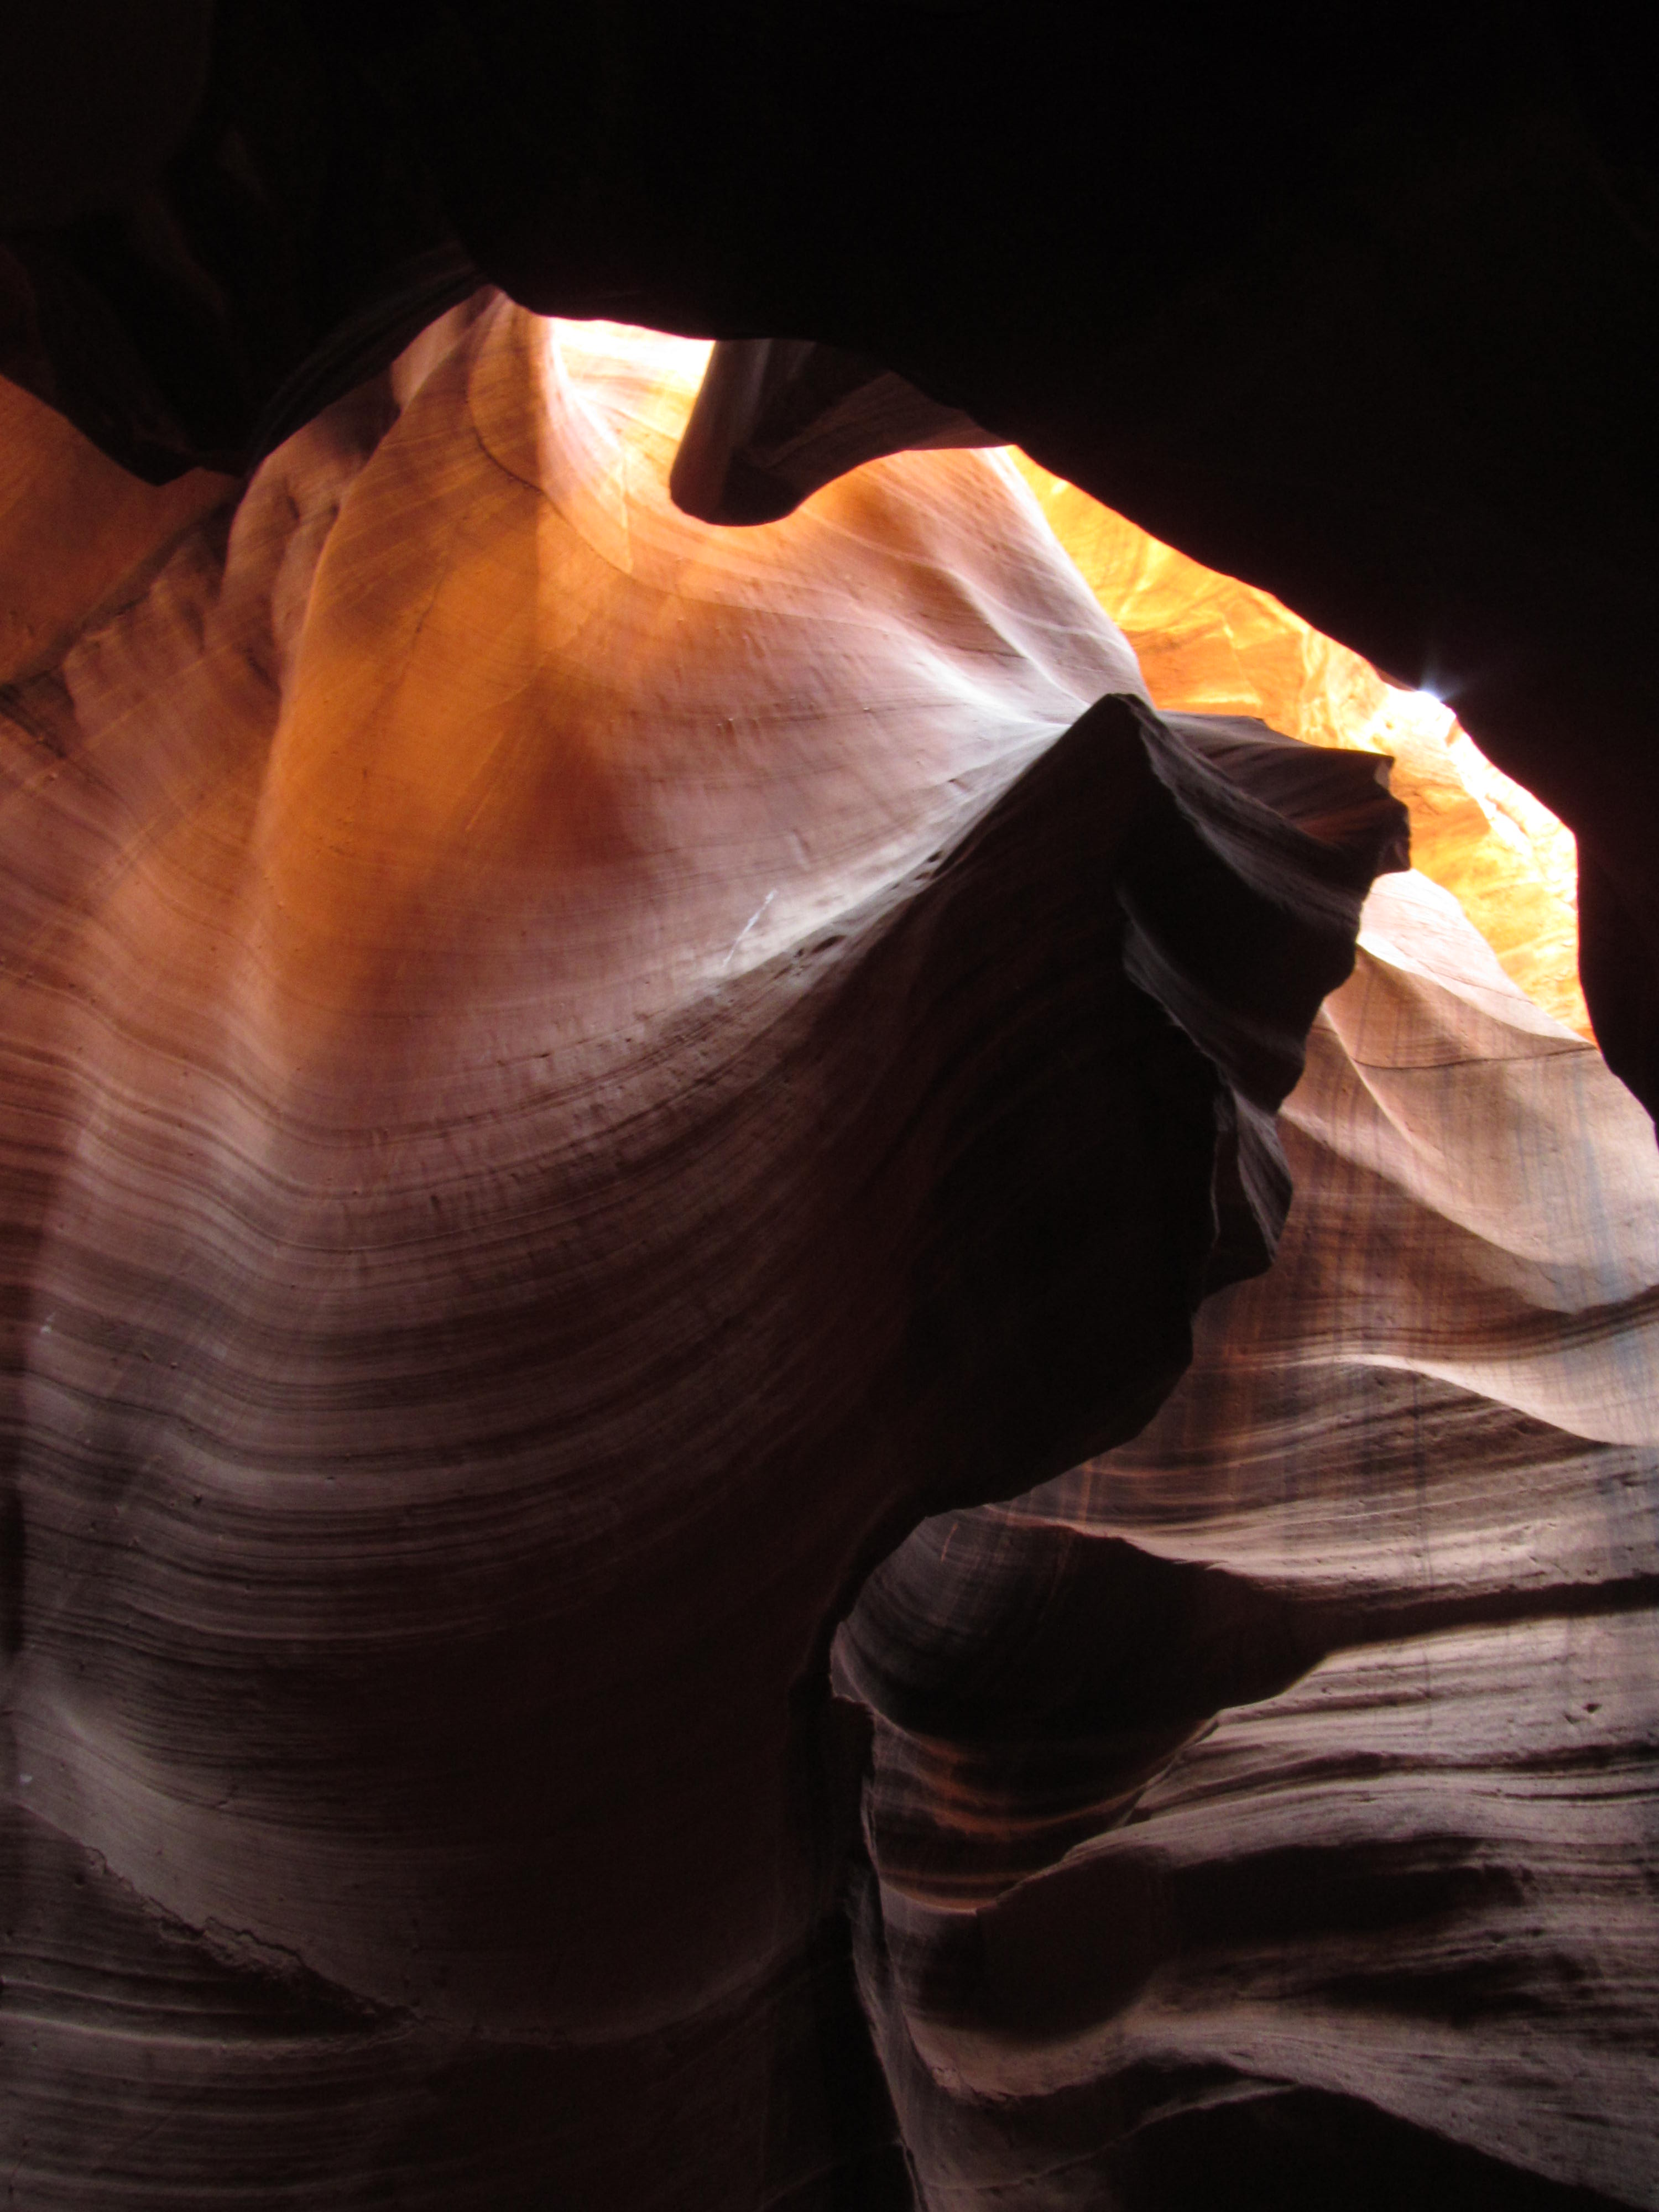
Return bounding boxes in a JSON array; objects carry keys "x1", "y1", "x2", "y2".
[
  {"x1": 6, "y1": 4, "x2": 1657, "y2": 1117},
  {"x1": 0, "y1": 305, "x2": 1400, "y2": 2202},
  {"x1": 843, "y1": 869, "x2": 1659, "y2": 2207}
]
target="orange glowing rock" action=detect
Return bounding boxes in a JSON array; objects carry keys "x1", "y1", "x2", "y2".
[
  {"x1": 1, "y1": 372, "x2": 233, "y2": 685},
  {"x1": 1011, "y1": 456, "x2": 1589, "y2": 1039},
  {"x1": 1, "y1": 304, "x2": 1405, "y2": 2205}
]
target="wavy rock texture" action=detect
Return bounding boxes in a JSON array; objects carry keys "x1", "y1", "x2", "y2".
[
  {"x1": 0, "y1": 304, "x2": 1401, "y2": 2204},
  {"x1": 842, "y1": 868, "x2": 1659, "y2": 2208},
  {"x1": 7, "y1": 5, "x2": 1657, "y2": 1113},
  {"x1": 656, "y1": 339, "x2": 1590, "y2": 1041},
  {"x1": 651, "y1": 337, "x2": 1590, "y2": 1046}
]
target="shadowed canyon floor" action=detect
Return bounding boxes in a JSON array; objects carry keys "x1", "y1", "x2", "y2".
[{"x1": 1, "y1": 309, "x2": 1655, "y2": 2205}]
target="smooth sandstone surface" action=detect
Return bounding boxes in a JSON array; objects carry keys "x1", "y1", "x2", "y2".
[
  {"x1": 643, "y1": 327, "x2": 1588, "y2": 1039},
  {"x1": 845, "y1": 869, "x2": 1659, "y2": 2207},
  {"x1": 6, "y1": 7, "x2": 1655, "y2": 1118},
  {"x1": 0, "y1": 304, "x2": 1402, "y2": 2203}
]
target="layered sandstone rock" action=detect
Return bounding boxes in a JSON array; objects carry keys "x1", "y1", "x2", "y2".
[
  {"x1": 843, "y1": 867, "x2": 1659, "y2": 2206},
  {"x1": 0, "y1": 305, "x2": 1400, "y2": 2203},
  {"x1": 651, "y1": 331, "x2": 1590, "y2": 1045},
  {"x1": 7, "y1": 7, "x2": 1656, "y2": 1112}
]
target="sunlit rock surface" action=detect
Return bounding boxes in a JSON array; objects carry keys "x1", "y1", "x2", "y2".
[
  {"x1": 1009, "y1": 462, "x2": 1588, "y2": 1041},
  {"x1": 7, "y1": 6, "x2": 1656, "y2": 1116},
  {"x1": 844, "y1": 868, "x2": 1659, "y2": 2207},
  {"x1": 656, "y1": 347, "x2": 1589, "y2": 1041},
  {"x1": 0, "y1": 305, "x2": 1402, "y2": 2203}
]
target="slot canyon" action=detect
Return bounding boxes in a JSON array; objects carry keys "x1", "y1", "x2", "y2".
[{"x1": 2, "y1": 8, "x2": 1657, "y2": 2207}]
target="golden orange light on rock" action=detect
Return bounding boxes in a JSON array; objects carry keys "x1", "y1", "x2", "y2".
[
  {"x1": 1011, "y1": 455, "x2": 1589, "y2": 1039},
  {"x1": 4, "y1": 311, "x2": 1656, "y2": 2209},
  {"x1": 1, "y1": 340, "x2": 1588, "y2": 1044},
  {"x1": 1, "y1": 373, "x2": 235, "y2": 685}
]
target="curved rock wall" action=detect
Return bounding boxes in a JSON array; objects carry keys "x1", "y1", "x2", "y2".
[
  {"x1": 1011, "y1": 461, "x2": 1590, "y2": 1042},
  {"x1": 844, "y1": 869, "x2": 1659, "y2": 2206},
  {"x1": 0, "y1": 306, "x2": 1401, "y2": 2203}
]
